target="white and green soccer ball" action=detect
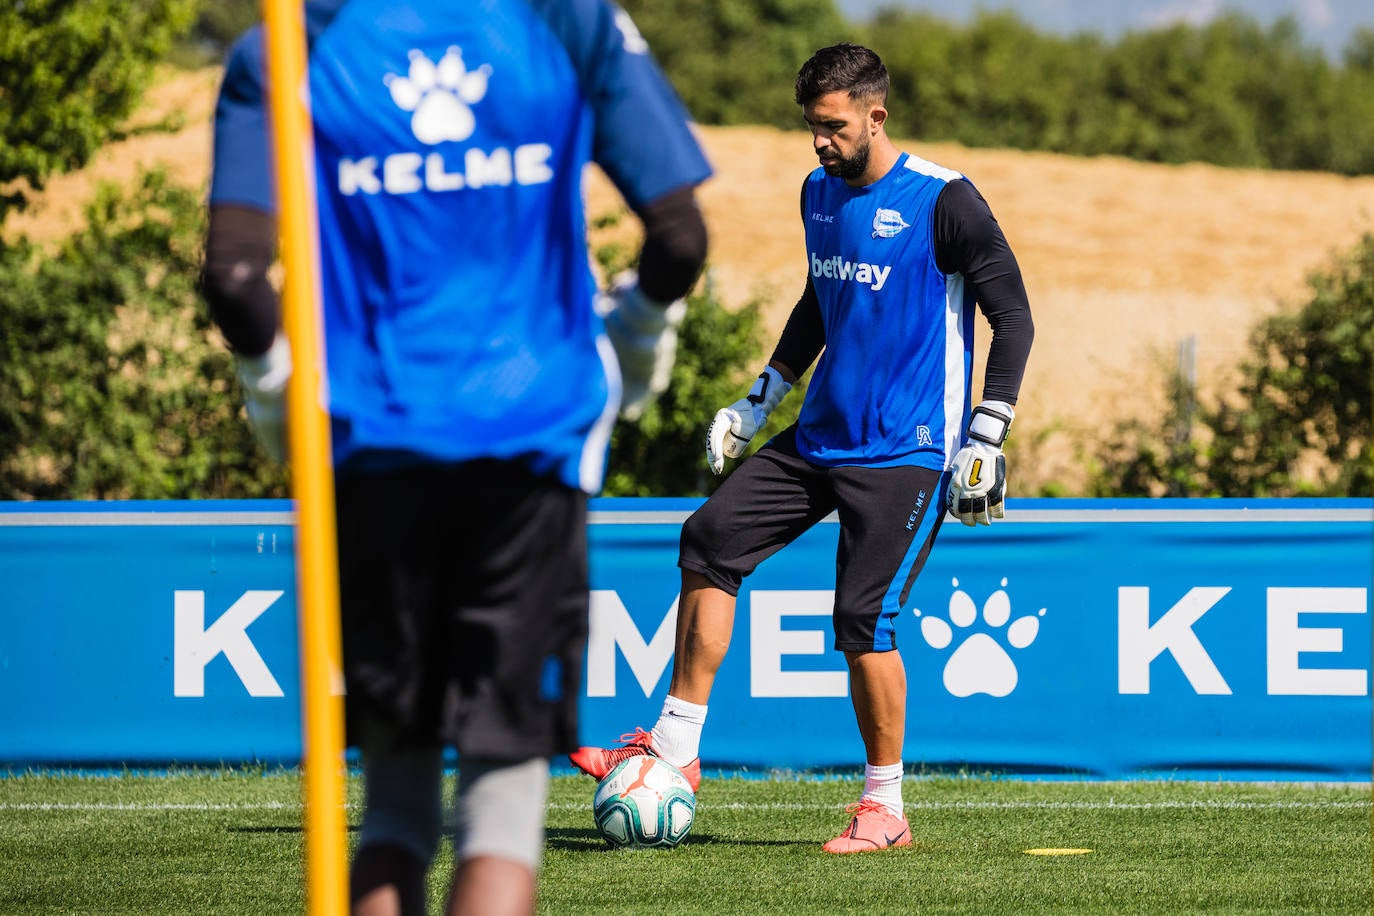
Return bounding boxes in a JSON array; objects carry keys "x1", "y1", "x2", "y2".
[{"x1": 592, "y1": 755, "x2": 696, "y2": 848}]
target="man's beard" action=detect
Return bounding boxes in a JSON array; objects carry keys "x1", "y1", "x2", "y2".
[{"x1": 820, "y1": 137, "x2": 871, "y2": 181}]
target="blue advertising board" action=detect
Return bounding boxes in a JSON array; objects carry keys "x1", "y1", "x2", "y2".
[{"x1": 0, "y1": 499, "x2": 1369, "y2": 780}]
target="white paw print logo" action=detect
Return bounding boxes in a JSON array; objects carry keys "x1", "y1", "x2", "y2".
[
  {"x1": 385, "y1": 47, "x2": 492, "y2": 145},
  {"x1": 915, "y1": 578, "x2": 1045, "y2": 697}
]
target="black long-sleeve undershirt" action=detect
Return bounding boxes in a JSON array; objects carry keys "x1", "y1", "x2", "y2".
[{"x1": 771, "y1": 176, "x2": 1034, "y2": 406}]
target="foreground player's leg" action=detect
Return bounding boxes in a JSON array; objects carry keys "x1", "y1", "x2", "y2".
[
  {"x1": 351, "y1": 722, "x2": 443, "y2": 916},
  {"x1": 822, "y1": 649, "x2": 912, "y2": 853},
  {"x1": 447, "y1": 757, "x2": 548, "y2": 916},
  {"x1": 351, "y1": 844, "x2": 429, "y2": 916},
  {"x1": 568, "y1": 571, "x2": 733, "y2": 791}
]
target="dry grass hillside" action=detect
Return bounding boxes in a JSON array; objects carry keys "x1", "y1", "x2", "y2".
[{"x1": 10, "y1": 67, "x2": 1374, "y2": 493}]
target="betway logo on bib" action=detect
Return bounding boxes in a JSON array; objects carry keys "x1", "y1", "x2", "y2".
[
  {"x1": 810, "y1": 252, "x2": 893, "y2": 291},
  {"x1": 338, "y1": 48, "x2": 555, "y2": 197}
]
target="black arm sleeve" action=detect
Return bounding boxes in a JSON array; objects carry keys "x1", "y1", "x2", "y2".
[
  {"x1": 766, "y1": 178, "x2": 825, "y2": 380},
  {"x1": 769, "y1": 276, "x2": 824, "y2": 380},
  {"x1": 932, "y1": 180, "x2": 1034, "y2": 405},
  {"x1": 632, "y1": 185, "x2": 709, "y2": 304},
  {"x1": 200, "y1": 205, "x2": 279, "y2": 357}
]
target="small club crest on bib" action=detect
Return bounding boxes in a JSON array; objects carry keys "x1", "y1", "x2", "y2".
[{"x1": 871, "y1": 208, "x2": 910, "y2": 238}]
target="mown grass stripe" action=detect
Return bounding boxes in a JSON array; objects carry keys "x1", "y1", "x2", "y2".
[
  {"x1": 0, "y1": 801, "x2": 302, "y2": 811},
  {"x1": 2, "y1": 774, "x2": 1366, "y2": 914},
  {"x1": 4, "y1": 799, "x2": 1366, "y2": 812}
]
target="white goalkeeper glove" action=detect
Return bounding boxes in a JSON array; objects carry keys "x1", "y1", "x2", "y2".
[
  {"x1": 705, "y1": 365, "x2": 793, "y2": 475},
  {"x1": 600, "y1": 271, "x2": 687, "y2": 421},
  {"x1": 235, "y1": 333, "x2": 291, "y2": 462},
  {"x1": 947, "y1": 400, "x2": 1014, "y2": 527}
]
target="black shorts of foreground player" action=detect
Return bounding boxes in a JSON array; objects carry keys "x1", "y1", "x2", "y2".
[{"x1": 570, "y1": 42, "x2": 1034, "y2": 854}]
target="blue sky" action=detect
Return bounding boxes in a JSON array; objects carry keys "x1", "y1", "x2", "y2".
[{"x1": 832, "y1": 1, "x2": 1373, "y2": 60}]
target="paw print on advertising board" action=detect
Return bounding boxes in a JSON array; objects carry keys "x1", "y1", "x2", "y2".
[{"x1": 915, "y1": 578, "x2": 1045, "y2": 697}]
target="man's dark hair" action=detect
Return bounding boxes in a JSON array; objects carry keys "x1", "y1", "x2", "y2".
[{"x1": 794, "y1": 43, "x2": 889, "y2": 107}]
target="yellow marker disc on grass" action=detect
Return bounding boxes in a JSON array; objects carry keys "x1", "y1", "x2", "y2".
[{"x1": 1023, "y1": 848, "x2": 1093, "y2": 856}]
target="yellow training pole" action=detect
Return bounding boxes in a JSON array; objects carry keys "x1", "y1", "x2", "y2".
[{"x1": 261, "y1": 1, "x2": 348, "y2": 913}]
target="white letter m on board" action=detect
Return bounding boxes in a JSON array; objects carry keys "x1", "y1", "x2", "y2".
[
  {"x1": 586, "y1": 591, "x2": 677, "y2": 697},
  {"x1": 174, "y1": 590, "x2": 284, "y2": 697}
]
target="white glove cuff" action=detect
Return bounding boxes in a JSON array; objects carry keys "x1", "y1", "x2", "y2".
[
  {"x1": 236, "y1": 333, "x2": 292, "y2": 395},
  {"x1": 607, "y1": 271, "x2": 686, "y2": 335},
  {"x1": 748, "y1": 365, "x2": 793, "y2": 415},
  {"x1": 968, "y1": 399, "x2": 1014, "y2": 447}
]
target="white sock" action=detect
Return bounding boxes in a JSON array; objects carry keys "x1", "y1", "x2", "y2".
[
  {"x1": 649, "y1": 695, "x2": 707, "y2": 768},
  {"x1": 861, "y1": 762, "x2": 905, "y2": 818}
]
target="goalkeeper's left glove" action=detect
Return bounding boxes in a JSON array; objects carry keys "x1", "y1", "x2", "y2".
[
  {"x1": 705, "y1": 365, "x2": 792, "y2": 475},
  {"x1": 946, "y1": 400, "x2": 1015, "y2": 527},
  {"x1": 600, "y1": 271, "x2": 687, "y2": 421},
  {"x1": 235, "y1": 333, "x2": 292, "y2": 462}
]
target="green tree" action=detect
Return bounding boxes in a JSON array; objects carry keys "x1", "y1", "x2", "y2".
[
  {"x1": 594, "y1": 213, "x2": 801, "y2": 496},
  {"x1": 1329, "y1": 31, "x2": 1374, "y2": 175},
  {"x1": 855, "y1": 7, "x2": 1371, "y2": 175},
  {"x1": 621, "y1": 0, "x2": 852, "y2": 129},
  {"x1": 0, "y1": 171, "x2": 287, "y2": 499},
  {"x1": 867, "y1": 11, "x2": 1106, "y2": 155},
  {"x1": 0, "y1": 0, "x2": 197, "y2": 224},
  {"x1": 188, "y1": 0, "x2": 259, "y2": 51},
  {"x1": 1090, "y1": 235, "x2": 1374, "y2": 497},
  {"x1": 604, "y1": 286, "x2": 769, "y2": 497},
  {"x1": 604, "y1": 281, "x2": 807, "y2": 497},
  {"x1": 0, "y1": 185, "x2": 776, "y2": 501}
]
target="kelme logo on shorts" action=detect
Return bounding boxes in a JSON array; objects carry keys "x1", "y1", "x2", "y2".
[
  {"x1": 337, "y1": 48, "x2": 554, "y2": 197},
  {"x1": 871, "y1": 208, "x2": 910, "y2": 238}
]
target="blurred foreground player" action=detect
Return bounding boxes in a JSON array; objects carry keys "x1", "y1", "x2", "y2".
[
  {"x1": 571, "y1": 42, "x2": 1033, "y2": 854},
  {"x1": 201, "y1": 1, "x2": 710, "y2": 912}
]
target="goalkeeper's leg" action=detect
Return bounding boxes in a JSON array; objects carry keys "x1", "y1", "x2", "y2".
[
  {"x1": 819, "y1": 463, "x2": 946, "y2": 852},
  {"x1": 567, "y1": 571, "x2": 727, "y2": 790}
]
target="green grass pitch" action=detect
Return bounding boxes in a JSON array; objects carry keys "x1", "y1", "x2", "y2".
[{"x1": 0, "y1": 769, "x2": 1368, "y2": 914}]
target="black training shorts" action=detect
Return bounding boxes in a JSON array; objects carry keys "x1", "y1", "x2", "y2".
[
  {"x1": 680, "y1": 427, "x2": 949, "y2": 653},
  {"x1": 336, "y1": 458, "x2": 587, "y2": 759}
]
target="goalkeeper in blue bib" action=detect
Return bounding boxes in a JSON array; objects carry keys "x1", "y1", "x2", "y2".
[
  {"x1": 201, "y1": 0, "x2": 710, "y2": 912},
  {"x1": 572, "y1": 42, "x2": 1034, "y2": 854}
]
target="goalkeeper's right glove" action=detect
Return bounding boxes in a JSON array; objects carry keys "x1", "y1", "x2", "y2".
[
  {"x1": 235, "y1": 333, "x2": 291, "y2": 462},
  {"x1": 705, "y1": 366, "x2": 793, "y2": 475}
]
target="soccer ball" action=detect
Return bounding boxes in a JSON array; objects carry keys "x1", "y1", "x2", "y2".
[{"x1": 592, "y1": 755, "x2": 696, "y2": 848}]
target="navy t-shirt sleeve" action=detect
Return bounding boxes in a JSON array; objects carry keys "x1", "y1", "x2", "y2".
[
  {"x1": 208, "y1": 27, "x2": 275, "y2": 213},
  {"x1": 527, "y1": 0, "x2": 711, "y2": 210},
  {"x1": 932, "y1": 179, "x2": 1035, "y2": 405}
]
